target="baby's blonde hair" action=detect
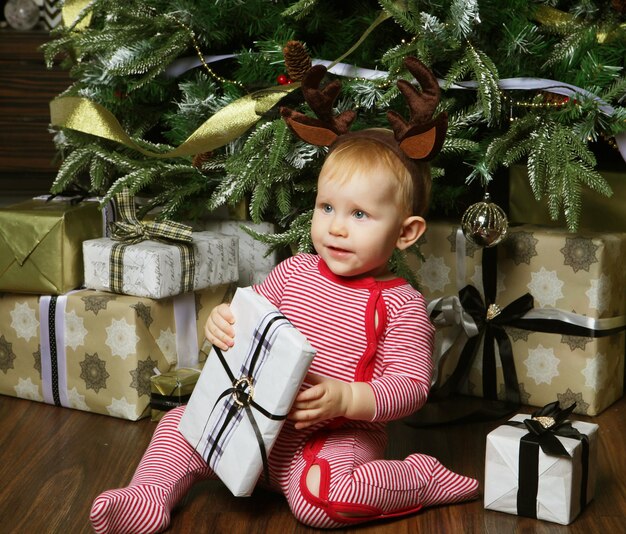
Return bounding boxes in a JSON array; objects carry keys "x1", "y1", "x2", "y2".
[{"x1": 318, "y1": 131, "x2": 431, "y2": 217}]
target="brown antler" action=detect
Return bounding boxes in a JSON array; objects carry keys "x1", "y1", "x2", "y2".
[
  {"x1": 387, "y1": 57, "x2": 448, "y2": 161},
  {"x1": 281, "y1": 64, "x2": 357, "y2": 146}
]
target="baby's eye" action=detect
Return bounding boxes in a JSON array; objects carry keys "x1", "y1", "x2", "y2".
[
  {"x1": 353, "y1": 210, "x2": 367, "y2": 220},
  {"x1": 322, "y1": 204, "x2": 333, "y2": 213}
]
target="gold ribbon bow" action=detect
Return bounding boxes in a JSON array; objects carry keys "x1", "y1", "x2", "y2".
[{"x1": 108, "y1": 189, "x2": 195, "y2": 294}]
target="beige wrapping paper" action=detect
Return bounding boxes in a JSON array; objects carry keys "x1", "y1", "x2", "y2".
[
  {"x1": 0, "y1": 198, "x2": 103, "y2": 295},
  {"x1": 0, "y1": 284, "x2": 233, "y2": 420},
  {"x1": 414, "y1": 221, "x2": 626, "y2": 415}
]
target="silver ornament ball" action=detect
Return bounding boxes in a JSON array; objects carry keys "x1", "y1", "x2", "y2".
[
  {"x1": 4, "y1": 0, "x2": 40, "y2": 30},
  {"x1": 461, "y1": 193, "x2": 508, "y2": 248}
]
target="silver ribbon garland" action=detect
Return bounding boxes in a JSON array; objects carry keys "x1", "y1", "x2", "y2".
[{"x1": 165, "y1": 55, "x2": 626, "y2": 162}]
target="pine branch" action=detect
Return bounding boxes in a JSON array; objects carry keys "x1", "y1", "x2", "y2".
[
  {"x1": 389, "y1": 247, "x2": 421, "y2": 289},
  {"x1": 51, "y1": 147, "x2": 93, "y2": 194},
  {"x1": 529, "y1": 121, "x2": 612, "y2": 230},
  {"x1": 281, "y1": 0, "x2": 320, "y2": 20},
  {"x1": 448, "y1": 0, "x2": 480, "y2": 40},
  {"x1": 378, "y1": 0, "x2": 418, "y2": 35},
  {"x1": 465, "y1": 44, "x2": 502, "y2": 123}
]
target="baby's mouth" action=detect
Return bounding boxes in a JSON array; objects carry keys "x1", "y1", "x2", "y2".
[{"x1": 326, "y1": 245, "x2": 352, "y2": 256}]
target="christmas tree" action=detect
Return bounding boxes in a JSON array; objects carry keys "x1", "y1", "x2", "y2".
[{"x1": 43, "y1": 0, "x2": 626, "y2": 262}]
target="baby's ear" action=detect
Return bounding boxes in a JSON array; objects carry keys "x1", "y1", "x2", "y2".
[{"x1": 396, "y1": 216, "x2": 426, "y2": 250}]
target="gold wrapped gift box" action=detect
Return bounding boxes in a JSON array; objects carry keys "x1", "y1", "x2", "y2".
[
  {"x1": 509, "y1": 164, "x2": 626, "y2": 232},
  {"x1": 0, "y1": 198, "x2": 103, "y2": 295},
  {"x1": 0, "y1": 284, "x2": 233, "y2": 420},
  {"x1": 150, "y1": 367, "x2": 201, "y2": 421},
  {"x1": 414, "y1": 221, "x2": 626, "y2": 415}
]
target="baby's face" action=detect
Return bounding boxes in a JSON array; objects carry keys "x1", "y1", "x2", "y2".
[{"x1": 311, "y1": 168, "x2": 406, "y2": 280}]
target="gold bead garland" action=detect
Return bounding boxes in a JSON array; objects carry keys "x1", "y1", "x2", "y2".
[{"x1": 166, "y1": 15, "x2": 245, "y2": 90}]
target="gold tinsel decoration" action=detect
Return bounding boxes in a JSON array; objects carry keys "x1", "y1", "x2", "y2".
[{"x1": 283, "y1": 40, "x2": 312, "y2": 82}]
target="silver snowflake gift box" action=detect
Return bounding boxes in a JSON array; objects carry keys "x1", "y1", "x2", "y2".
[
  {"x1": 179, "y1": 287, "x2": 316, "y2": 496},
  {"x1": 194, "y1": 220, "x2": 280, "y2": 286},
  {"x1": 484, "y1": 407, "x2": 598, "y2": 525},
  {"x1": 83, "y1": 231, "x2": 239, "y2": 299},
  {"x1": 413, "y1": 221, "x2": 626, "y2": 416}
]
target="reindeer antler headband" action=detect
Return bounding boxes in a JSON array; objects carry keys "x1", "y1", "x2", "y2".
[{"x1": 280, "y1": 56, "x2": 448, "y2": 162}]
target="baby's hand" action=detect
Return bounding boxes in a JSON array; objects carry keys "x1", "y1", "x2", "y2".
[
  {"x1": 288, "y1": 373, "x2": 351, "y2": 430},
  {"x1": 204, "y1": 303, "x2": 235, "y2": 351}
]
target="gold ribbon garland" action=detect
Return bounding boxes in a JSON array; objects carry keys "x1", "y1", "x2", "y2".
[
  {"x1": 533, "y1": 4, "x2": 626, "y2": 43},
  {"x1": 50, "y1": 86, "x2": 298, "y2": 159},
  {"x1": 51, "y1": 3, "x2": 399, "y2": 159},
  {"x1": 61, "y1": 0, "x2": 92, "y2": 30}
]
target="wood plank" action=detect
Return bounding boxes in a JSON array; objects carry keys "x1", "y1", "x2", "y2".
[
  {"x1": 0, "y1": 394, "x2": 624, "y2": 532},
  {"x1": 0, "y1": 30, "x2": 68, "y2": 195}
]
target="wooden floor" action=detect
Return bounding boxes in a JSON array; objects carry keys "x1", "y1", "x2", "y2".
[{"x1": 1, "y1": 394, "x2": 625, "y2": 534}]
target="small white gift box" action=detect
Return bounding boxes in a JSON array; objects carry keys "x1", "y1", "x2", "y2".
[
  {"x1": 83, "y1": 232, "x2": 239, "y2": 299},
  {"x1": 484, "y1": 413, "x2": 598, "y2": 525},
  {"x1": 178, "y1": 287, "x2": 315, "y2": 496}
]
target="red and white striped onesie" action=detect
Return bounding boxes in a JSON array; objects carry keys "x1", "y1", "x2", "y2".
[{"x1": 91, "y1": 254, "x2": 478, "y2": 534}]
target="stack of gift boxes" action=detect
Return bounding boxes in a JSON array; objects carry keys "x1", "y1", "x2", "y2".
[
  {"x1": 415, "y1": 221, "x2": 626, "y2": 417},
  {"x1": 412, "y1": 171, "x2": 626, "y2": 524},
  {"x1": 410, "y1": 164, "x2": 626, "y2": 524},
  {"x1": 0, "y1": 194, "x2": 280, "y2": 421}
]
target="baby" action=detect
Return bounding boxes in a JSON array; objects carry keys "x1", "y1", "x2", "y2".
[{"x1": 90, "y1": 58, "x2": 478, "y2": 533}]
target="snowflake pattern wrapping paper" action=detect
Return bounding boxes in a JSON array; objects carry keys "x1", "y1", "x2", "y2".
[
  {"x1": 484, "y1": 413, "x2": 598, "y2": 524},
  {"x1": 83, "y1": 231, "x2": 239, "y2": 299},
  {"x1": 413, "y1": 221, "x2": 626, "y2": 415},
  {"x1": 0, "y1": 198, "x2": 103, "y2": 295},
  {"x1": 0, "y1": 284, "x2": 233, "y2": 420}
]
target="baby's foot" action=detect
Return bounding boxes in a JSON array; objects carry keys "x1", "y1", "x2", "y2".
[
  {"x1": 90, "y1": 485, "x2": 170, "y2": 534},
  {"x1": 408, "y1": 454, "x2": 479, "y2": 507}
]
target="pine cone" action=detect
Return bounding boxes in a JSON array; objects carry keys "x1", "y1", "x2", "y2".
[
  {"x1": 283, "y1": 40, "x2": 312, "y2": 82},
  {"x1": 192, "y1": 151, "x2": 213, "y2": 169},
  {"x1": 540, "y1": 90, "x2": 568, "y2": 106},
  {"x1": 612, "y1": 0, "x2": 626, "y2": 14}
]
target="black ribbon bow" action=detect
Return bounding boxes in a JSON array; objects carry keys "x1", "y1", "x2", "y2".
[
  {"x1": 507, "y1": 401, "x2": 582, "y2": 457},
  {"x1": 428, "y1": 244, "x2": 626, "y2": 422},
  {"x1": 505, "y1": 401, "x2": 590, "y2": 519}
]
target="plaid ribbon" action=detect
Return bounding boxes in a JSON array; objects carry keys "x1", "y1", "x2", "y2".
[
  {"x1": 108, "y1": 189, "x2": 195, "y2": 294},
  {"x1": 202, "y1": 312, "x2": 290, "y2": 486}
]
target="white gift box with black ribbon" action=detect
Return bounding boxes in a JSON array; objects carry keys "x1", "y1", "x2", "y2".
[
  {"x1": 178, "y1": 287, "x2": 315, "y2": 496},
  {"x1": 484, "y1": 411, "x2": 598, "y2": 525}
]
